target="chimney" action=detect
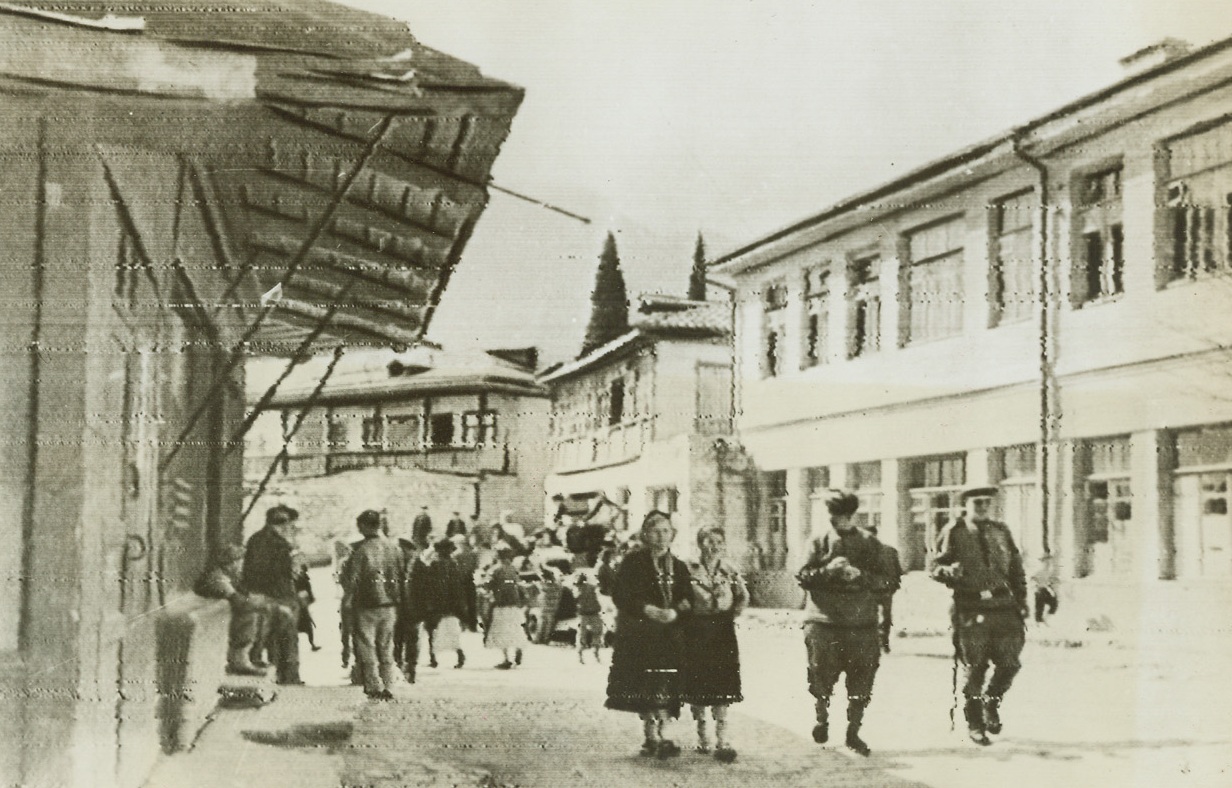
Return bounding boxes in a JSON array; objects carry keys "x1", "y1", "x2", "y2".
[{"x1": 1119, "y1": 38, "x2": 1191, "y2": 77}]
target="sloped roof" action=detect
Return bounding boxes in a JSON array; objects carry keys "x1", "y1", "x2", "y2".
[
  {"x1": 257, "y1": 346, "x2": 547, "y2": 407},
  {"x1": 0, "y1": 1, "x2": 523, "y2": 353}
]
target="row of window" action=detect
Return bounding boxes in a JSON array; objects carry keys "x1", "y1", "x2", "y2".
[
  {"x1": 288, "y1": 409, "x2": 499, "y2": 452},
  {"x1": 552, "y1": 366, "x2": 651, "y2": 438},
  {"x1": 758, "y1": 119, "x2": 1232, "y2": 377},
  {"x1": 756, "y1": 424, "x2": 1232, "y2": 579}
]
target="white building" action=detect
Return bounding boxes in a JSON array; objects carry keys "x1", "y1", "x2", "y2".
[
  {"x1": 541, "y1": 296, "x2": 756, "y2": 565},
  {"x1": 713, "y1": 38, "x2": 1232, "y2": 621}
]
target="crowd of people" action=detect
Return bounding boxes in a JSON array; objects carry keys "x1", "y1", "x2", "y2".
[{"x1": 200, "y1": 485, "x2": 1029, "y2": 763}]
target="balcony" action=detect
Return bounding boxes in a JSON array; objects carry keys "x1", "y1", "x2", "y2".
[
  {"x1": 246, "y1": 444, "x2": 511, "y2": 481},
  {"x1": 552, "y1": 418, "x2": 653, "y2": 473}
]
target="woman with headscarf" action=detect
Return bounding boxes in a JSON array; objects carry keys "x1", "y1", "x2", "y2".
[
  {"x1": 483, "y1": 542, "x2": 528, "y2": 669},
  {"x1": 605, "y1": 511, "x2": 692, "y2": 759}
]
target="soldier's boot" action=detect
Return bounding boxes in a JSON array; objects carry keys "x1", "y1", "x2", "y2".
[
  {"x1": 983, "y1": 695, "x2": 1003, "y2": 735},
  {"x1": 845, "y1": 697, "x2": 871, "y2": 757},
  {"x1": 226, "y1": 647, "x2": 266, "y2": 676},
  {"x1": 812, "y1": 697, "x2": 829, "y2": 744},
  {"x1": 964, "y1": 697, "x2": 991, "y2": 746}
]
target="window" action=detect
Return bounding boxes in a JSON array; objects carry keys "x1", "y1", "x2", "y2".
[
  {"x1": 385, "y1": 414, "x2": 422, "y2": 450},
  {"x1": 847, "y1": 255, "x2": 881, "y2": 358},
  {"x1": 762, "y1": 471, "x2": 788, "y2": 570},
  {"x1": 461, "y1": 411, "x2": 499, "y2": 448},
  {"x1": 1164, "y1": 121, "x2": 1232, "y2": 280},
  {"x1": 326, "y1": 411, "x2": 349, "y2": 450},
  {"x1": 1074, "y1": 166, "x2": 1124, "y2": 303},
  {"x1": 807, "y1": 466, "x2": 832, "y2": 535},
  {"x1": 1174, "y1": 424, "x2": 1232, "y2": 578},
  {"x1": 802, "y1": 266, "x2": 830, "y2": 367},
  {"x1": 762, "y1": 281, "x2": 787, "y2": 377},
  {"x1": 849, "y1": 461, "x2": 883, "y2": 533},
  {"x1": 991, "y1": 191, "x2": 1036, "y2": 325},
  {"x1": 361, "y1": 414, "x2": 384, "y2": 450},
  {"x1": 429, "y1": 412, "x2": 455, "y2": 448},
  {"x1": 905, "y1": 216, "x2": 965, "y2": 343},
  {"x1": 1000, "y1": 442, "x2": 1038, "y2": 481},
  {"x1": 906, "y1": 455, "x2": 966, "y2": 571},
  {"x1": 1081, "y1": 436, "x2": 1133, "y2": 576},
  {"x1": 609, "y1": 378, "x2": 625, "y2": 425},
  {"x1": 647, "y1": 485, "x2": 678, "y2": 514}
]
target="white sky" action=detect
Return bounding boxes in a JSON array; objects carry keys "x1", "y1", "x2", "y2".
[{"x1": 337, "y1": 0, "x2": 1232, "y2": 364}]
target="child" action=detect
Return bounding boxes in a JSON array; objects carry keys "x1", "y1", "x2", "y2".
[
  {"x1": 573, "y1": 569, "x2": 605, "y2": 664},
  {"x1": 483, "y1": 543, "x2": 527, "y2": 669}
]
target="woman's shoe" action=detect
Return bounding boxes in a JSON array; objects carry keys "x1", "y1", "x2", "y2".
[
  {"x1": 495, "y1": 661, "x2": 513, "y2": 670},
  {"x1": 656, "y1": 740, "x2": 681, "y2": 759},
  {"x1": 714, "y1": 746, "x2": 737, "y2": 763},
  {"x1": 455, "y1": 651, "x2": 466, "y2": 669},
  {"x1": 640, "y1": 739, "x2": 658, "y2": 757}
]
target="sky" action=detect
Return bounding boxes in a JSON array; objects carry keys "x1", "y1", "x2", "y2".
[{"x1": 335, "y1": 0, "x2": 1232, "y2": 365}]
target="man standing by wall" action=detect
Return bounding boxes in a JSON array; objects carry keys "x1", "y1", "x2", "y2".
[
  {"x1": 796, "y1": 491, "x2": 890, "y2": 756},
  {"x1": 931, "y1": 487, "x2": 1028, "y2": 746},
  {"x1": 342, "y1": 509, "x2": 408, "y2": 700},
  {"x1": 243, "y1": 505, "x2": 304, "y2": 685}
]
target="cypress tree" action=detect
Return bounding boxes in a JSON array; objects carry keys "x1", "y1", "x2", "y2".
[
  {"x1": 687, "y1": 232, "x2": 708, "y2": 301},
  {"x1": 580, "y1": 232, "x2": 630, "y2": 358}
]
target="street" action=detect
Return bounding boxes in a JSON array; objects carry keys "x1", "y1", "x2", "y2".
[{"x1": 144, "y1": 568, "x2": 1232, "y2": 788}]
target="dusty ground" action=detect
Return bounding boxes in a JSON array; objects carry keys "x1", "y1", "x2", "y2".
[{"x1": 146, "y1": 567, "x2": 1232, "y2": 788}]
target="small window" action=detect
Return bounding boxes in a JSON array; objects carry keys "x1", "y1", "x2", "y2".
[
  {"x1": 847, "y1": 255, "x2": 881, "y2": 358},
  {"x1": 762, "y1": 281, "x2": 787, "y2": 378},
  {"x1": 1073, "y1": 165, "x2": 1125, "y2": 304},
  {"x1": 905, "y1": 217, "x2": 965, "y2": 343},
  {"x1": 609, "y1": 378, "x2": 625, "y2": 425},
  {"x1": 361, "y1": 415, "x2": 384, "y2": 450},
  {"x1": 430, "y1": 413, "x2": 455, "y2": 448},
  {"x1": 991, "y1": 191, "x2": 1035, "y2": 325},
  {"x1": 803, "y1": 267, "x2": 830, "y2": 368}
]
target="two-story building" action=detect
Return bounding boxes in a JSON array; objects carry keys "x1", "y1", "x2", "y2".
[
  {"x1": 713, "y1": 37, "x2": 1232, "y2": 623},
  {"x1": 247, "y1": 346, "x2": 550, "y2": 531},
  {"x1": 542, "y1": 295, "x2": 758, "y2": 565}
]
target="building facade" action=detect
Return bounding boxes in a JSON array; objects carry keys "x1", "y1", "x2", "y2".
[
  {"x1": 0, "y1": 2, "x2": 520, "y2": 786},
  {"x1": 542, "y1": 296, "x2": 759, "y2": 567},
  {"x1": 246, "y1": 347, "x2": 551, "y2": 530},
  {"x1": 714, "y1": 38, "x2": 1232, "y2": 618}
]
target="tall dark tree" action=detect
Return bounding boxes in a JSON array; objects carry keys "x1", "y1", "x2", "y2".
[
  {"x1": 580, "y1": 232, "x2": 630, "y2": 358},
  {"x1": 688, "y1": 231, "x2": 708, "y2": 301}
]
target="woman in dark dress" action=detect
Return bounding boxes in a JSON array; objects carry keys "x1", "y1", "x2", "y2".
[
  {"x1": 681, "y1": 527, "x2": 748, "y2": 763},
  {"x1": 605, "y1": 511, "x2": 692, "y2": 758}
]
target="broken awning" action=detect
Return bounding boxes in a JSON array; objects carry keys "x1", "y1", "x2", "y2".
[{"x1": 0, "y1": 0, "x2": 523, "y2": 353}]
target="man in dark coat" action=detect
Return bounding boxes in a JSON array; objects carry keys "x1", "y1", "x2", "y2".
[
  {"x1": 931, "y1": 486, "x2": 1028, "y2": 746},
  {"x1": 412, "y1": 506, "x2": 433, "y2": 550},
  {"x1": 796, "y1": 491, "x2": 890, "y2": 756},
  {"x1": 242, "y1": 504, "x2": 303, "y2": 685},
  {"x1": 445, "y1": 512, "x2": 468, "y2": 538}
]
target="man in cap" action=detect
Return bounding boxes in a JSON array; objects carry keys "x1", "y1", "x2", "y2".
[
  {"x1": 243, "y1": 505, "x2": 304, "y2": 685},
  {"x1": 412, "y1": 505, "x2": 433, "y2": 551},
  {"x1": 341, "y1": 509, "x2": 408, "y2": 700},
  {"x1": 931, "y1": 486, "x2": 1028, "y2": 746},
  {"x1": 796, "y1": 490, "x2": 891, "y2": 756}
]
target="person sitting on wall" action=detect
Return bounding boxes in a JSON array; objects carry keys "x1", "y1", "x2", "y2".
[{"x1": 194, "y1": 543, "x2": 269, "y2": 676}]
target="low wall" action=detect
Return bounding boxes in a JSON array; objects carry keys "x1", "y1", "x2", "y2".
[{"x1": 156, "y1": 595, "x2": 230, "y2": 754}]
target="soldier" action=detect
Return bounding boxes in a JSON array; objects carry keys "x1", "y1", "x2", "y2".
[
  {"x1": 796, "y1": 491, "x2": 890, "y2": 756},
  {"x1": 931, "y1": 486, "x2": 1028, "y2": 746}
]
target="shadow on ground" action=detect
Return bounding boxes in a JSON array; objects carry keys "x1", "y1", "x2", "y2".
[{"x1": 241, "y1": 721, "x2": 354, "y2": 751}]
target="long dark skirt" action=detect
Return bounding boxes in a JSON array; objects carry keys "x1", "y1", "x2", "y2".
[
  {"x1": 681, "y1": 614, "x2": 742, "y2": 707},
  {"x1": 605, "y1": 612, "x2": 683, "y2": 716}
]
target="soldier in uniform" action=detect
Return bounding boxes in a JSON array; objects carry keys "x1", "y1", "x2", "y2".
[
  {"x1": 796, "y1": 491, "x2": 891, "y2": 756},
  {"x1": 931, "y1": 486, "x2": 1028, "y2": 746}
]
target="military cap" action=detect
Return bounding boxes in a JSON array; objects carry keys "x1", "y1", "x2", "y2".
[
  {"x1": 959, "y1": 486, "x2": 998, "y2": 502},
  {"x1": 265, "y1": 504, "x2": 299, "y2": 525}
]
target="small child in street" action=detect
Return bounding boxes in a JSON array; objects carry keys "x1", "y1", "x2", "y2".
[{"x1": 573, "y1": 569, "x2": 605, "y2": 664}]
